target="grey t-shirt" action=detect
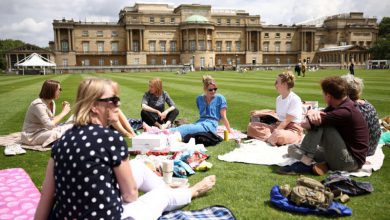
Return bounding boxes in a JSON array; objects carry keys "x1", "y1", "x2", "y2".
[{"x1": 141, "y1": 91, "x2": 175, "y2": 112}]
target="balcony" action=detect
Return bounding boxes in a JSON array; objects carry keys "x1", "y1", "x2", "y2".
[{"x1": 76, "y1": 51, "x2": 127, "y2": 55}]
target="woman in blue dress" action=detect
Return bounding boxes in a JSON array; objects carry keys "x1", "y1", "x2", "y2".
[{"x1": 168, "y1": 75, "x2": 232, "y2": 138}]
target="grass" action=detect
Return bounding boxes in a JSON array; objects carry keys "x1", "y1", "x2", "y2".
[{"x1": 1, "y1": 69, "x2": 390, "y2": 219}]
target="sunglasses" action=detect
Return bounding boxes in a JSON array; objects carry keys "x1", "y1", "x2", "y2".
[
  {"x1": 208, "y1": 88, "x2": 218, "y2": 92},
  {"x1": 96, "y1": 96, "x2": 120, "y2": 106}
]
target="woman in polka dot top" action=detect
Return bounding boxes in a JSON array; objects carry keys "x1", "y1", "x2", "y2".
[{"x1": 34, "y1": 78, "x2": 216, "y2": 220}]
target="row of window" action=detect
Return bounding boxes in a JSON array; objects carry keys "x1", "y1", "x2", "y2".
[
  {"x1": 149, "y1": 17, "x2": 176, "y2": 24},
  {"x1": 81, "y1": 41, "x2": 119, "y2": 52},
  {"x1": 82, "y1": 31, "x2": 119, "y2": 37},
  {"x1": 148, "y1": 41, "x2": 177, "y2": 52},
  {"x1": 216, "y1": 18, "x2": 241, "y2": 25},
  {"x1": 264, "y1": 33, "x2": 291, "y2": 38}
]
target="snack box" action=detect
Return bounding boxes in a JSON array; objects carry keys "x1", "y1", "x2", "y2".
[{"x1": 131, "y1": 133, "x2": 168, "y2": 151}]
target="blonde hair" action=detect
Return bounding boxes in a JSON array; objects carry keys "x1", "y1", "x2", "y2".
[
  {"x1": 341, "y1": 74, "x2": 364, "y2": 101},
  {"x1": 149, "y1": 77, "x2": 163, "y2": 96},
  {"x1": 278, "y1": 71, "x2": 295, "y2": 89},
  {"x1": 73, "y1": 78, "x2": 117, "y2": 126},
  {"x1": 202, "y1": 75, "x2": 216, "y2": 89}
]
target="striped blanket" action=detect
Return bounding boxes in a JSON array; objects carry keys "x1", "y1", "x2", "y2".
[{"x1": 159, "y1": 205, "x2": 236, "y2": 220}]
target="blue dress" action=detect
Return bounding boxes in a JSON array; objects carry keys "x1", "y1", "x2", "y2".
[{"x1": 170, "y1": 94, "x2": 227, "y2": 137}]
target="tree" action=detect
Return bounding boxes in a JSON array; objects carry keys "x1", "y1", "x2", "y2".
[
  {"x1": 0, "y1": 39, "x2": 25, "y2": 70},
  {"x1": 370, "y1": 17, "x2": 390, "y2": 59}
]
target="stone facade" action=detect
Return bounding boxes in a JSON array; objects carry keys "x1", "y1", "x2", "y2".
[{"x1": 52, "y1": 3, "x2": 378, "y2": 70}]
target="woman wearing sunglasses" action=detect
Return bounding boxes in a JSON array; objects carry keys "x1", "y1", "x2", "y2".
[
  {"x1": 34, "y1": 78, "x2": 216, "y2": 220},
  {"x1": 167, "y1": 75, "x2": 232, "y2": 138},
  {"x1": 141, "y1": 77, "x2": 179, "y2": 129},
  {"x1": 21, "y1": 80, "x2": 72, "y2": 147}
]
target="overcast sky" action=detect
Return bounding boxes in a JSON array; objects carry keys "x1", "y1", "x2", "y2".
[{"x1": 1, "y1": 0, "x2": 389, "y2": 47}]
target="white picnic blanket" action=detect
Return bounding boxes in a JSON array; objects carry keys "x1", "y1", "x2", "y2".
[{"x1": 218, "y1": 139, "x2": 385, "y2": 177}]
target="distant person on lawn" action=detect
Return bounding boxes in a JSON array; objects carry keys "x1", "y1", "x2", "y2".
[
  {"x1": 341, "y1": 74, "x2": 381, "y2": 156},
  {"x1": 21, "y1": 80, "x2": 72, "y2": 147},
  {"x1": 34, "y1": 78, "x2": 216, "y2": 220},
  {"x1": 141, "y1": 77, "x2": 179, "y2": 129},
  {"x1": 288, "y1": 76, "x2": 369, "y2": 172}
]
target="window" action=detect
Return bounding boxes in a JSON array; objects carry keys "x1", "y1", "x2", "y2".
[
  {"x1": 150, "y1": 17, "x2": 154, "y2": 23},
  {"x1": 172, "y1": 59, "x2": 177, "y2": 65},
  {"x1": 236, "y1": 19, "x2": 240, "y2": 25},
  {"x1": 287, "y1": 33, "x2": 291, "y2": 38},
  {"x1": 170, "y1": 17, "x2": 175, "y2": 24},
  {"x1": 161, "y1": 57, "x2": 167, "y2": 65},
  {"x1": 236, "y1": 57, "x2": 240, "y2": 65},
  {"x1": 200, "y1": 57, "x2": 205, "y2": 68},
  {"x1": 97, "y1": 31, "x2": 103, "y2": 37},
  {"x1": 170, "y1": 41, "x2": 176, "y2": 52},
  {"x1": 112, "y1": 60, "x2": 119, "y2": 65},
  {"x1": 111, "y1": 42, "x2": 118, "y2": 52},
  {"x1": 82, "y1": 42, "x2": 89, "y2": 52},
  {"x1": 98, "y1": 59, "x2": 104, "y2": 66},
  {"x1": 286, "y1": 42, "x2": 291, "y2": 52},
  {"x1": 82, "y1": 59, "x2": 90, "y2": 66},
  {"x1": 133, "y1": 41, "x2": 139, "y2": 52},
  {"x1": 275, "y1": 42, "x2": 280, "y2": 52},
  {"x1": 199, "y1": 40, "x2": 205, "y2": 51},
  {"x1": 150, "y1": 58, "x2": 156, "y2": 65},
  {"x1": 149, "y1": 41, "x2": 156, "y2": 52},
  {"x1": 190, "y1": 40, "x2": 196, "y2": 51},
  {"x1": 263, "y1": 42, "x2": 269, "y2": 52},
  {"x1": 216, "y1": 41, "x2": 222, "y2": 52},
  {"x1": 226, "y1": 41, "x2": 232, "y2": 52},
  {"x1": 227, "y1": 18, "x2": 231, "y2": 25},
  {"x1": 111, "y1": 31, "x2": 118, "y2": 37},
  {"x1": 82, "y1": 31, "x2": 89, "y2": 37},
  {"x1": 63, "y1": 59, "x2": 68, "y2": 67},
  {"x1": 160, "y1": 17, "x2": 165, "y2": 24},
  {"x1": 217, "y1": 18, "x2": 221, "y2": 24},
  {"x1": 217, "y1": 58, "x2": 222, "y2": 65},
  {"x1": 97, "y1": 41, "x2": 104, "y2": 52},
  {"x1": 61, "y1": 41, "x2": 69, "y2": 52},
  {"x1": 235, "y1": 41, "x2": 241, "y2": 52},
  {"x1": 160, "y1": 41, "x2": 166, "y2": 52},
  {"x1": 264, "y1": 33, "x2": 269, "y2": 38},
  {"x1": 207, "y1": 40, "x2": 211, "y2": 51},
  {"x1": 276, "y1": 57, "x2": 280, "y2": 64},
  {"x1": 227, "y1": 58, "x2": 232, "y2": 65},
  {"x1": 275, "y1": 33, "x2": 280, "y2": 38}
]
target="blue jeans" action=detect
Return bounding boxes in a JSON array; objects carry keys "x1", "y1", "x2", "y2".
[{"x1": 169, "y1": 119, "x2": 217, "y2": 138}]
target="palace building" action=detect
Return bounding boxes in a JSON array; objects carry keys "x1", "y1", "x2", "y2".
[{"x1": 40, "y1": 3, "x2": 380, "y2": 71}]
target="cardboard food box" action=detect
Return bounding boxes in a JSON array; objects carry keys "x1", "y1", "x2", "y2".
[{"x1": 131, "y1": 133, "x2": 169, "y2": 151}]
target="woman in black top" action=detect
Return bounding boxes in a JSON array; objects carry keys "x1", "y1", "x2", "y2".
[{"x1": 141, "y1": 77, "x2": 179, "y2": 129}]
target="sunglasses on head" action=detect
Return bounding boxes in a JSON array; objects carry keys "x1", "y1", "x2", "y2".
[
  {"x1": 96, "y1": 96, "x2": 120, "y2": 106},
  {"x1": 208, "y1": 88, "x2": 218, "y2": 92}
]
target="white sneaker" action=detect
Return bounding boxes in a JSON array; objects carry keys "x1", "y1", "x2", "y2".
[
  {"x1": 14, "y1": 144, "x2": 26, "y2": 155},
  {"x1": 4, "y1": 144, "x2": 26, "y2": 156}
]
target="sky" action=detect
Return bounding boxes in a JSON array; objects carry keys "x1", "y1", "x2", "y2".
[{"x1": 0, "y1": 0, "x2": 389, "y2": 47}]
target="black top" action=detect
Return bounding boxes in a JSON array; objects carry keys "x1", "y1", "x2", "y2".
[{"x1": 51, "y1": 124, "x2": 129, "y2": 219}]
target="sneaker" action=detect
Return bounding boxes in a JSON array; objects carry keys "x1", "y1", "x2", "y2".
[
  {"x1": 4, "y1": 144, "x2": 26, "y2": 156},
  {"x1": 312, "y1": 162, "x2": 328, "y2": 176},
  {"x1": 277, "y1": 162, "x2": 313, "y2": 175},
  {"x1": 287, "y1": 144, "x2": 305, "y2": 160}
]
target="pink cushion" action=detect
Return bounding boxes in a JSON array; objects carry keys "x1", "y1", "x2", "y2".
[{"x1": 0, "y1": 168, "x2": 41, "y2": 219}]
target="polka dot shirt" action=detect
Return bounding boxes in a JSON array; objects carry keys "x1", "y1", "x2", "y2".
[{"x1": 51, "y1": 124, "x2": 129, "y2": 220}]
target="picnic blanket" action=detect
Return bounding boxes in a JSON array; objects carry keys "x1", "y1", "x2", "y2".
[
  {"x1": 218, "y1": 139, "x2": 385, "y2": 177},
  {"x1": 0, "y1": 168, "x2": 41, "y2": 219},
  {"x1": 217, "y1": 126, "x2": 247, "y2": 140},
  {"x1": 0, "y1": 132, "x2": 50, "y2": 151},
  {"x1": 158, "y1": 205, "x2": 236, "y2": 220}
]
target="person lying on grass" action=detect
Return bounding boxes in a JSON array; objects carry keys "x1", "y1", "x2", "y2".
[{"x1": 34, "y1": 77, "x2": 216, "y2": 220}]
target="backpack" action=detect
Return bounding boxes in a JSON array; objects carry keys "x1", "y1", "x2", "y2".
[
  {"x1": 282, "y1": 176, "x2": 334, "y2": 210},
  {"x1": 183, "y1": 132, "x2": 223, "y2": 147}
]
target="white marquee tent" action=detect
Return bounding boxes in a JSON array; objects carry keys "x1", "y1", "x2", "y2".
[{"x1": 15, "y1": 53, "x2": 56, "y2": 75}]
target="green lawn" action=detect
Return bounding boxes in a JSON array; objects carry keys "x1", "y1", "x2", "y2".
[{"x1": 1, "y1": 69, "x2": 390, "y2": 219}]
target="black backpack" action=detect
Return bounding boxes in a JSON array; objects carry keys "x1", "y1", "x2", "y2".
[{"x1": 183, "y1": 132, "x2": 223, "y2": 147}]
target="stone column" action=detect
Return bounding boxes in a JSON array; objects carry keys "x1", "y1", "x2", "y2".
[
  {"x1": 257, "y1": 31, "x2": 260, "y2": 51},
  {"x1": 56, "y1": 29, "x2": 60, "y2": 51},
  {"x1": 126, "y1": 30, "x2": 129, "y2": 51},
  {"x1": 205, "y1": 28, "x2": 207, "y2": 51},
  {"x1": 195, "y1": 28, "x2": 198, "y2": 51},
  {"x1": 130, "y1": 29, "x2": 133, "y2": 52},
  {"x1": 248, "y1": 31, "x2": 251, "y2": 52},
  {"x1": 68, "y1": 29, "x2": 72, "y2": 51},
  {"x1": 139, "y1": 29, "x2": 143, "y2": 52},
  {"x1": 186, "y1": 29, "x2": 189, "y2": 52}
]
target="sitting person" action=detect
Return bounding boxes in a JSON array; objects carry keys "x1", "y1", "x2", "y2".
[
  {"x1": 34, "y1": 78, "x2": 216, "y2": 220},
  {"x1": 21, "y1": 80, "x2": 73, "y2": 147},
  {"x1": 141, "y1": 77, "x2": 179, "y2": 129},
  {"x1": 341, "y1": 74, "x2": 381, "y2": 156},
  {"x1": 287, "y1": 76, "x2": 369, "y2": 172},
  {"x1": 268, "y1": 72, "x2": 303, "y2": 145},
  {"x1": 149, "y1": 75, "x2": 232, "y2": 138}
]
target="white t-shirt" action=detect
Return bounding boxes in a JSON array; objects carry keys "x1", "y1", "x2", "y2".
[{"x1": 276, "y1": 91, "x2": 302, "y2": 123}]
